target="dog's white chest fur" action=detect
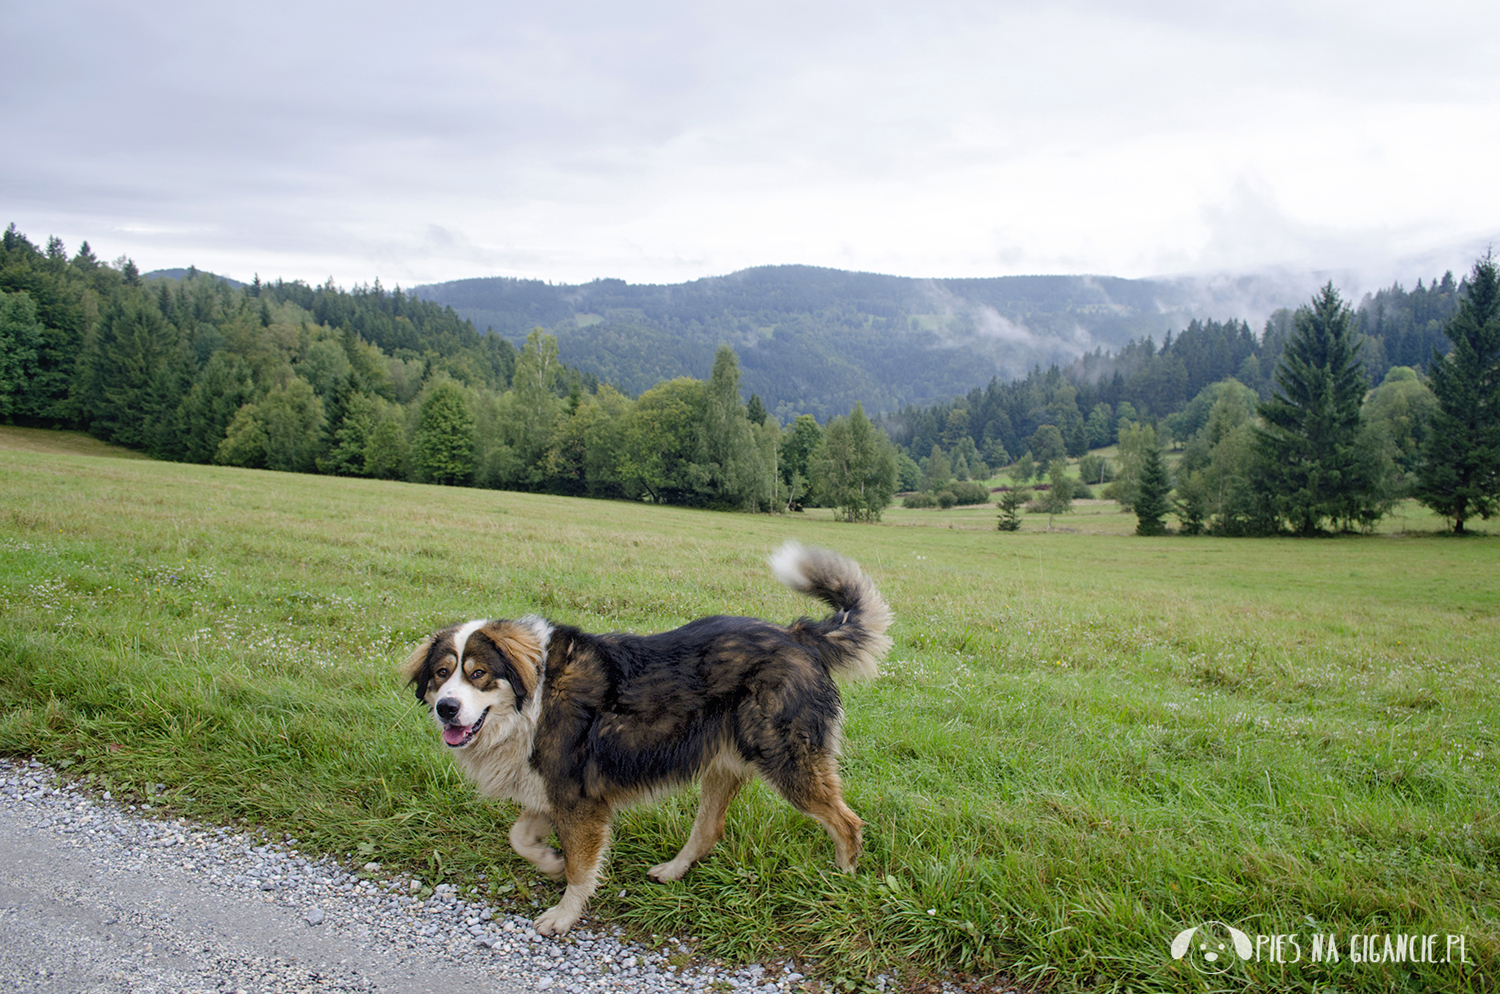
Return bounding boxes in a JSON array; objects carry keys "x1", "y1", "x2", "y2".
[{"x1": 452, "y1": 713, "x2": 551, "y2": 812}]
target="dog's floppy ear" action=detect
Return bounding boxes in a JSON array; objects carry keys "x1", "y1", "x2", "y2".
[
  {"x1": 476, "y1": 623, "x2": 543, "y2": 711},
  {"x1": 401, "y1": 635, "x2": 437, "y2": 702}
]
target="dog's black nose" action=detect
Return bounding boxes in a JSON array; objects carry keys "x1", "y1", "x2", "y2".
[{"x1": 436, "y1": 698, "x2": 461, "y2": 722}]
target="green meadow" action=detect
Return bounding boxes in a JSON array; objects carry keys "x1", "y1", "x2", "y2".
[{"x1": 0, "y1": 428, "x2": 1495, "y2": 992}]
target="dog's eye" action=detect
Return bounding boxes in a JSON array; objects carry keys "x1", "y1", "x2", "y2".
[
  {"x1": 436, "y1": 668, "x2": 450, "y2": 679},
  {"x1": 471, "y1": 669, "x2": 486, "y2": 679}
]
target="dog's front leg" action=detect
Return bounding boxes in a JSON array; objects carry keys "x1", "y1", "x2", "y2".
[
  {"x1": 509, "y1": 809, "x2": 565, "y2": 880},
  {"x1": 533, "y1": 803, "x2": 611, "y2": 937},
  {"x1": 649, "y1": 763, "x2": 747, "y2": 882}
]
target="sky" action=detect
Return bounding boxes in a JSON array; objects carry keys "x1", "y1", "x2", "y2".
[{"x1": 5, "y1": 0, "x2": 1499, "y2": 292}]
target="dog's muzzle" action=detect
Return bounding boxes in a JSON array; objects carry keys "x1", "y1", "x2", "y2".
[{"x1": 437, "y1": 702, "x2": 490, "y2": 748}]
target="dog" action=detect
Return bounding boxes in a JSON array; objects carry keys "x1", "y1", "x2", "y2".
[{"x1": 401, "y1": 541, "x2": 892, "y2": 935}]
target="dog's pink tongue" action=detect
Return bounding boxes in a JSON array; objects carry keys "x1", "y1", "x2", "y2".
[{"x1": 443, "y1": 724, "x2": 472, "y2": 746}]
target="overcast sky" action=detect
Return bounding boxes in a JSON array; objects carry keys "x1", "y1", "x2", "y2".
[{"x1": 5, "y1": 0, "x2": 1498, "y2": 290}]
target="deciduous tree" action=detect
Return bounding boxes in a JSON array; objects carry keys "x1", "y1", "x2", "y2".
[{"x1": 810, "y1": 403, "x2": 898, "y2": 522}]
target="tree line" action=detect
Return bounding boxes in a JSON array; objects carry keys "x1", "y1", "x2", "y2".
[
  {"x1": 879, "y1": 271, "x2": 1462, "y2": 480},
  {"x1": 3, "y1": 222, "x2": 1492, "y2": 534},
  {"x1": 985, "y1": 261, "x2": 1497, "y2": 537},
  {"x1": 0, "y1": 225, "x2": 899, "y2": 522},
  {"x1": 416, "y1": 266, "x2": 1255, "y2": 425}
]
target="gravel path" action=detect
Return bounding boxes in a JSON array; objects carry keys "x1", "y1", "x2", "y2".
[{"x1": 0, "y1": 757, "x2": 849, "y2": 994}]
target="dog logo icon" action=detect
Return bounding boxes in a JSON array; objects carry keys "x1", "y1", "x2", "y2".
[{"x1": 1171, "y1": 921, "x2": 1253, "y2": 974}]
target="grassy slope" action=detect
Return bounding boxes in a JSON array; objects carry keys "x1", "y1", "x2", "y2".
[{"x1": 0, "y1": 435, "x2": 1495, "y2": 992}]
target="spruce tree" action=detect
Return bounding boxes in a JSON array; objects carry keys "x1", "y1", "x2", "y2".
[
  {"x1": 1413, "y1": 253, "x2": 1500, "y2": 533},
  {"x1": 411, "y1": 380, "x2": 476, "y2": 485},
  {"x1": 78, "y1": 295, "x2": 176, "y2": 448},
  {"x1": 0, "y1": 291, "x2": 43, "y2": 418},
  {"x1": 996, "y1": 488, "x2": 1029, "y2": 531},
  {"x1": 1254, "y1": 284, "x2": 1380, "y2": 533},
  {"x1": 1134, "y1": 443, "x2": 1172, "y2": 535}
]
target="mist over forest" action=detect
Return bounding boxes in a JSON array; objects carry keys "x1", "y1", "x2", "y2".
[{"x1": 410, "y1": 264, "x2": 1449, "y2": 423}]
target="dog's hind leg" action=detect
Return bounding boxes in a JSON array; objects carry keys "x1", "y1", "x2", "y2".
[
  {"x1": 509, "y1": 809, "x2": 565, "y2": 880},
  {"x1": 762, "y1": 755, "x2": 863, "y2": 872},
  {"x1": 648, "y1": 761, "x2": 749, "y2": 883},
  {"x1": 534, "y1": 804, "x2": 611, "y2": 937}
]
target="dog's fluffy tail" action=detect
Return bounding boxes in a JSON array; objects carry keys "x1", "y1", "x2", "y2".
[{"x1": 770, "y1": 541, "x2": 892, "y2": 680}]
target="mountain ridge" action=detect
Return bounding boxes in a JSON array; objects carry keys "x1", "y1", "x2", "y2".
[{"x1": 411, "y1": 264, "x2": 1337, "y2": 421}]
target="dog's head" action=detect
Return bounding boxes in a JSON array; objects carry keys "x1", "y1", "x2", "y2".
[{"x1": 401, "y1": 617, "x2": 548, "y2": 749}]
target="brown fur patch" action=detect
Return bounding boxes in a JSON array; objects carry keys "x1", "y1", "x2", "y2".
[{"x1": 478, "y1": 621, "x2": 541, "y2": 698}]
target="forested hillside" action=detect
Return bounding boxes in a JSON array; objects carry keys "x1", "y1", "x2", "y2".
[
  {"x1": 412, "y1": 267, "x2": 1217, "y2": 422},
  {"x1": 413, "y1": 265, "x2": 1462, "y2": 426},
  {"x1": 878, "y1": 279, "x2": 1461, "y2": 470},
  {"x1": 0, "y1": 225, "x2": 888, "y2": 519}
]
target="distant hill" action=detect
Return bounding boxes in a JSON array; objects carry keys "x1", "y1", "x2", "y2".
[
  {"x1": 412, "y1": 265, "x2": 1330, "y2": 421},
  {"x1": 144, "y1": 268, "x2": 244, "y2": 288}
]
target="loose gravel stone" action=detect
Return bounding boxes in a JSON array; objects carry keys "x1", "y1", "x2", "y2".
[{"x1": 0, "y1": 757, "x2": 869, "y2": 994}]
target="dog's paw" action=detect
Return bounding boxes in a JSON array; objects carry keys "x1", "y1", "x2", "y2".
[
  {"x1": 534, "y1": 904, "x2": 581, "y2": 936},
  {"x1": 646, "y1": 860, "x2": 688, "y2": 883},
  {"x1": 535, "y1": 848, "x2": 566, "y2": 881}
]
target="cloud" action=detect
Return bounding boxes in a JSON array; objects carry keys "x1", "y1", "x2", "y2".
[{"x1": 4, "y1": 0, "x2": 1499, "y2": 287}]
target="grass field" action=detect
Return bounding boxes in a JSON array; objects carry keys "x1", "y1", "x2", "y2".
[{"x1": 1, "y1": 433, "x2": 1495, "y2": 992}]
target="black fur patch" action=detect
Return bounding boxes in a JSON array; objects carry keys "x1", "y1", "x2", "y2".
[{"x1": 528, "y1": 618, "x2": 844, "y2": 807}]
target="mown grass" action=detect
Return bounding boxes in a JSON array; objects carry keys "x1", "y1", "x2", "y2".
[{"x1": 0, "y1": 435, "x2": 1495, "y2": 992}]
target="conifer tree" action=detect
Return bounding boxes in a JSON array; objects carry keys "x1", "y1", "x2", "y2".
[
  {"x1": 996, "y1": 488, "x2": 1029, "y2": 531},
  {"x1": 1254, "y1": 284, "x2": 1381, "y2": 533},
  {"x1": 1134, "y1": 442, "x2": 1172, "y2": 535},
  {"x1": 1413, "y1": 253, "x2": 1500, "y2": 533},
  {"x1": 175, "y1": 352, "x2": 255, "y2": 463},
  {"x1": 410, "y1": 380, "x2": 476, "y2": 485},
  {"x1": 0, "y1": 291, "x2": 43, "y2": 418},
  {"x1": 78, "y1": 295, "x2": 176, "y2": 448}
]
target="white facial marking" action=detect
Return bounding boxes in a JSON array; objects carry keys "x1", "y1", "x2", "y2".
[
  {"x1": 453, "y1": 619, "x2": 489, "y2": 667},
  {"x1": 432, "y1": 620, "x2": 495, "y2": 733}
]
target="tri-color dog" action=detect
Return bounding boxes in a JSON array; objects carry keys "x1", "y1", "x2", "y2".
[{"x1": 402, "y1": 542, "x2": 892, "y2": 935}]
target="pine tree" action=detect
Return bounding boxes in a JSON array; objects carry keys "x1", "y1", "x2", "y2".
[
  {"x1": 319, "y1": 391, "x2": 380, "y2": 476},
  {"x1": 1413, "y1": 253, "x2": 1500, "y2": 533},
  {"x1": 176, "y1": 352, "x2": 254, "y2": 463},
  {"x1": 1255, "y1": 284, "x2": 1381, "y2": 534},
  {"x1": 77, "y1": 296, "x2": 176, "y2": 447}
]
